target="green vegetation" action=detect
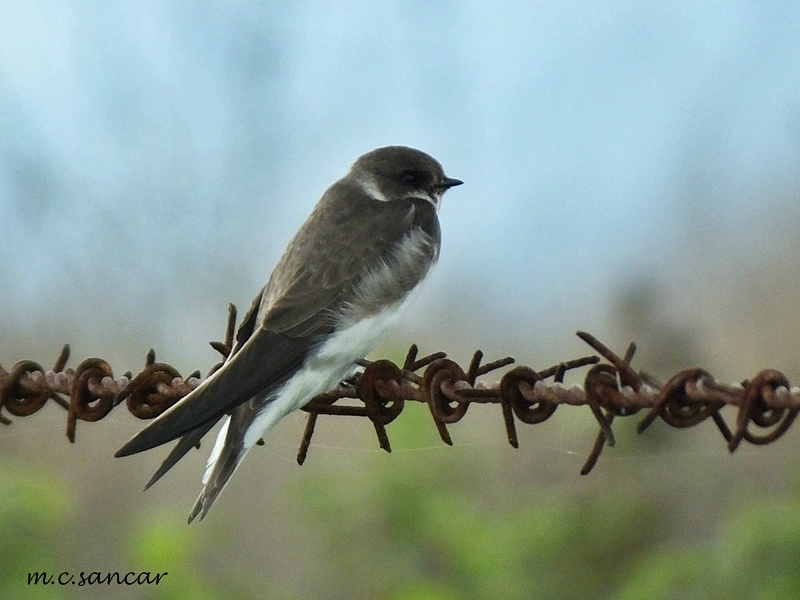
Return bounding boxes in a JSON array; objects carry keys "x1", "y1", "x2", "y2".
[{"x1": 3, "y1": 405, "x2": 800, "y2": 598}]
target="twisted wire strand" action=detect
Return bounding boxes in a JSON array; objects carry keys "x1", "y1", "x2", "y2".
[{"x1": 2, "y1": 304, "x2": 798, "y2": 473}]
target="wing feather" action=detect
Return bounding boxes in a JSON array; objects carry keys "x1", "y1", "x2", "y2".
[{"x1": 116, "y1": 184, "x2": 439, "y2": 460}]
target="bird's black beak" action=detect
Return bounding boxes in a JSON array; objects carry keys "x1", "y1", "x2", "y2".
[{"x1": 439, "y1": 177, "x2": 464, "y2": 189}]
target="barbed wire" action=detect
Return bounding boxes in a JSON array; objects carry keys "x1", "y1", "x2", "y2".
[{"x1": 2, "y1": 304, "x2": 799, "y2": 474}]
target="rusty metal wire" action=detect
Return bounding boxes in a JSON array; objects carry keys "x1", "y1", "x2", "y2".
[{"x1": 2, "y1": 304, "x2": 800, "y2": 473}]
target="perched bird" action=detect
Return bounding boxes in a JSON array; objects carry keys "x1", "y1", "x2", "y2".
[{"x1": 115, "y1": 146, "x2": 462, "y2": 522}]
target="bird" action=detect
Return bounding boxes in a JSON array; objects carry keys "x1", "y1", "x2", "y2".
[{"x1": 115, "y1": 146, "x2": 462, "y2": 522}]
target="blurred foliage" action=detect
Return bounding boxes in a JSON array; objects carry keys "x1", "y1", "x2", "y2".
[
  {"x1": 286, "y1": 403, "x2": 800, "y2": 599},
  {"x1": 3, "y1": 407, "x2": 800, "y2": 598},
  {"x1": 126, "y1": 512, "x2": 256, "y2": 600},
  {"x1": 287, "y1": 405, "x2": 659, "y2": 599},
  {"x1": 0, "y1": 462, "x2": 69, "y2": 600},
  {"x1": 615, "y1": 492, "x2": 800, "y2": 600},
  {"x1": 0, "y1": 462, "x2": 256, "y2": 600}
]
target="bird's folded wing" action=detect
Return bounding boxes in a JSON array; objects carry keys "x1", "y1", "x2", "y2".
[
  {"x1": 115, "y1": 329, "x2": 314, "y2": 456},
  {"x1": 115, "y1": 250, "x2": 360, "y2": 459},
  {"x1": 116, "y1": 190, "x2": 429, "y2": 459},
  {"x1": 258, "y1": 188, "x2": 433, "y2": 337}
]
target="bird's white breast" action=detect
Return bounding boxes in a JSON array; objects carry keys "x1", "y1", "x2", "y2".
[
  {"x1": 206, "y1": 228, "x2": 436, "y2": 475},
  {"x1": 241, "y1": 290, "x2": 418, "y2": 449},
  {"x1": 240, "y1": 229, "x2": 434, "y2": 449}
]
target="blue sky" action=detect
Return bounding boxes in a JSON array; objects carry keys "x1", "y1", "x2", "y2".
[{"x1": 2, "y1": 0, "x2": 799, "y2": 372}]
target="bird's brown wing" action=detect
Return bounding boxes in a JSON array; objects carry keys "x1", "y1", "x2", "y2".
[{"x1": 116, "y1": 186, "x2": 436, "y2": 459}]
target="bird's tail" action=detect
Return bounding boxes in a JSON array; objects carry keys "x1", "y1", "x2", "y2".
[
  {"x1": 187, "y1": 397, "x2": 287, "y2": 523},
  {"x1": 187, "y1": 417, "x2": 241, "y2": 523}
]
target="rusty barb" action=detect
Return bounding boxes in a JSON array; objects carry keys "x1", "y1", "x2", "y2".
[{"x1": 2, "y1": 304, "x2": 800, "y2": 474}]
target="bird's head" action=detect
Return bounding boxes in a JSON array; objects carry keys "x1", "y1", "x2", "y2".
[{"x1": 350, "y1": 146, "x2": 463, "y2": 210}]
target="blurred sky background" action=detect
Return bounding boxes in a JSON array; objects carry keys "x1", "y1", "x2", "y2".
[{"x1": 3, "y1": 1, "x2": 800, "y2": 598}]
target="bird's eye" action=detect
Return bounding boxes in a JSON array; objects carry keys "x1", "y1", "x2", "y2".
[{"x1": 400, "y1": 170, "x2": 419, "y2": 185}]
